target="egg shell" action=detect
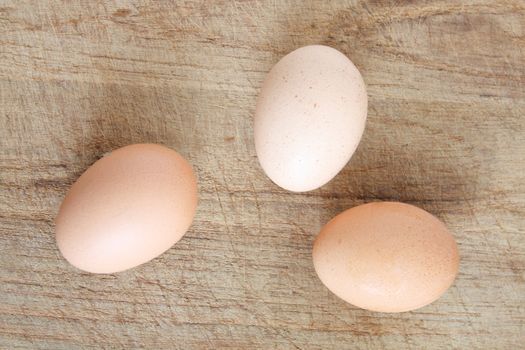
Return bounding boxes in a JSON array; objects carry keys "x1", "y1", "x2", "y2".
[
  {"x1": 313, "y1": 202, "x2": 459, "y2": 312},
  {"x1": 254, "y1": 45, "x2": 367, "y2": 192},
  {"x1": 55, "y1": 144, "x2": 198, "y2": 274}
]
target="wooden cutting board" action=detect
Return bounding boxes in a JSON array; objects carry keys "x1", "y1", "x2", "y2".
[{"x1": 1, "y1": 1, "x2": 524, "y2": 348}]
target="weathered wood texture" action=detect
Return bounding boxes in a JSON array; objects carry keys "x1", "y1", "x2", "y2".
[{"x1": 1, "y1": 0, "x2": 524, "y2": 349}]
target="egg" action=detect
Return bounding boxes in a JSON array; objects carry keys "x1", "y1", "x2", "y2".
[
  {"x1": 55, "y1": 144, "x2": 198, "y2": 274},
  {"x1": 254, "y1": 45, "x2": 367, "y2": 192},
  {"x1": 312, "y1": 202, "x2": 459, "y2": 312}
]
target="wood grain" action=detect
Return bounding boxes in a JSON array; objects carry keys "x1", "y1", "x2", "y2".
[{"x1": 1, "y1": 0, "x2": 524, "y2": 349}]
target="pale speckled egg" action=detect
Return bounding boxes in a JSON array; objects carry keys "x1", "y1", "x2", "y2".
[
  {"x1": 313, "y1": 202, "x2": 459, "y2": 312},
  {"x1": 55, "y1": 144, "x2": 198, "y2": 274},
  {"x1": 255, "y1": 45, "x2": 367, "y2": 192}
]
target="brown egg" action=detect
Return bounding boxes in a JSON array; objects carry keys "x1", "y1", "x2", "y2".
[
  {"x1": 312, "y1": 202, "x2": 459, "y2": 312},
  {"x1": 55, "y1": 144, "x2": 198, "y2": 274}
]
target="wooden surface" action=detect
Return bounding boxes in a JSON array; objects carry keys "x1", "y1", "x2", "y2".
[{"x1": 1, "y1": 0, "x2": 524, "y2": 349}]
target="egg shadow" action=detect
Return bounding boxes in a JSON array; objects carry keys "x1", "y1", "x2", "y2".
[
  {"x1": 67, "y1": 82, "x2": 195, "y2": 174},
  {"x1": 312, "y1": 5, "x2": 482, "y2": 227},
  {"x1": 317, "y1": 111, "x2": 480, "y2": 224}
]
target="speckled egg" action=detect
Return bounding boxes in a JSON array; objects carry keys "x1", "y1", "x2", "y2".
[
  {"x1": 254, "y1": 45, "x2": 368, "y2": 192},
  {"x1": 312, "y1": 202, "x2": 459, "y2": 312}
]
